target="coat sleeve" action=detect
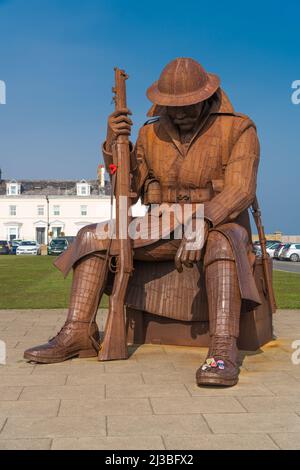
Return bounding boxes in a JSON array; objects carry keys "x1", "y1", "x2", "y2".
[
  {"x1": 130, "y1": 127, "x2": 149, "y2": 201},
  {"x1": 204, "y1": 117, "x2": 260, "y2": 227}
]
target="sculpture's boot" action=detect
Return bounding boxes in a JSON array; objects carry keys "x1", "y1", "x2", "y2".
[
  {"x1": 24, "y1": 254, "x2": 107, "y2": 363},
  {"x1": 196, "y1": 232, "x2": 241, "y2": 387}
]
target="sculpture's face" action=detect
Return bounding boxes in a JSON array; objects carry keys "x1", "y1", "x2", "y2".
[{"x1": 166, "y1": 102, "x2": 204, "y2": 132}]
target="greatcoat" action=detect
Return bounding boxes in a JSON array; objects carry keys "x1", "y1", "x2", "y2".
[{"x1": 54, "y1": 88, "x2": 262, "y2": 321}]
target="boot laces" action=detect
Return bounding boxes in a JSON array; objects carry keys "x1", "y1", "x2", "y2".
[
  {"x1": 48, "y1": 321, "x2": 71, "y2": 343},
  {"x1": 48, "y1": 320, "x2": 90, "y2": 343}
]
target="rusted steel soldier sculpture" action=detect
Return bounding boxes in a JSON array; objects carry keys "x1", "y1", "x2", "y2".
[{"x1": 24, "y1": 58, "x2": 268, "y2": 387}]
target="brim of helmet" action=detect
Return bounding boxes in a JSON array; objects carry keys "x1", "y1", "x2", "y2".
[{"x1": 146, "y1": 72, "x2": 220, "y2": 106}]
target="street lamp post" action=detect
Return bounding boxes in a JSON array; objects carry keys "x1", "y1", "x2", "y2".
[{"x1": 46, "y1": 195, "x2": 50, "y2": 246}]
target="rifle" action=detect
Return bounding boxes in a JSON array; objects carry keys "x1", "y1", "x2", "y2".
[
  {"x1": 98, "y1": 68, "x2": 134, "y2": 361},
  {"x1": 251, "y1": 196, "x2": 277, "y2": 314}
]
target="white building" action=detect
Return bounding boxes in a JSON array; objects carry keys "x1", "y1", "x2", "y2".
[
  {"x1": 0, "y1": 168, "x2": 114, "y2": 244},
  {"x1": 0, "y1": 168, "x2": 146, "y2": 244}
]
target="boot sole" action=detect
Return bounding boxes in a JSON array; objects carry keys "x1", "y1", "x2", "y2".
[
  {"x1": 196, "y1": 375, "x2": 238, "y2": 387},
  {"x1": 23, "y1": 349, "x2": 97, "y2": 364}
]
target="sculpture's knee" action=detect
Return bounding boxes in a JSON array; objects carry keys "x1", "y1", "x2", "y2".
[
  {"x1": 204, "y1": 231, "x2": 235, "y2": 267},
  {"x1": 76, "y1": 224, "x2": 97, "y2": 246}
]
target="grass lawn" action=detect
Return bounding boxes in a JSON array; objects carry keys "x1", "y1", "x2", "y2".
[
  {"x1": 273, "y1": 270, "x2": 300, "y2": 309},
  {"x1": 0, "y1": 256, "x2": 299, "y2": 309},
  {"x1": 0, "y1": 256, "x2": 108, "y2": 309}
]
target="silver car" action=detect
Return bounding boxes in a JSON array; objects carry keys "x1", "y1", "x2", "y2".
[{"x1": 280, "y1": 243, "x2": 300, "y2": 262}]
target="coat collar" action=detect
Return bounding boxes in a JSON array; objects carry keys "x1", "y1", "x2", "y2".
[{"x1": 209, "y1": 88, "x2": 235, "y2": 114}]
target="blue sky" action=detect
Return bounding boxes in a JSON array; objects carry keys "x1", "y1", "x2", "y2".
[{"x1": 0, "y1": 0, "x2": 299, "y2": 233}]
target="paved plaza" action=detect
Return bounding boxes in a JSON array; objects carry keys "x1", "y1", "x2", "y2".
[{"x1": 0, "y1": 309, "x2": 300, "y2": 450}]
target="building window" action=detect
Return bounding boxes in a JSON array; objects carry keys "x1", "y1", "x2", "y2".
[
  {"x1": 53, "y1": 205, "x2": 60, "y2": 216},
  {"x1": 6, "y1": 181, "x2": 21, "y2": 196},
  {"x1": 37, "y1": 205, "x2": 45, "y2": 216},
  {"x1": 76, "y1": 180, "x2": 90, "y2": 196},
  {"x1": 9, "y1": 205, "x2": 16, "y2": 216},
  {"x1": 80, "y1": 205, "x2": 87, "y2": 216}
]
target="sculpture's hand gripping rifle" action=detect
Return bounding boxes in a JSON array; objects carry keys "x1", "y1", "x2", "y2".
[{"x1": 99, "y1": 68, "x2": 134, "y2": 361}]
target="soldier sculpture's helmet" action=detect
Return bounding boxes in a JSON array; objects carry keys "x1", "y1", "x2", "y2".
[{"x1": 147, "y1": 57, "x2": 220, "y2": 107}]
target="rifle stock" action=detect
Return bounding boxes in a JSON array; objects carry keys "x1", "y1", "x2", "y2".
[{"x1": 99, "y1": 68, "x2": 133, "y2": 361}]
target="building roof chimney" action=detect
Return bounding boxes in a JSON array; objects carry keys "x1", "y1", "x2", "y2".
[{"x1": 98, "y1": 164, "x2": 105, "y2": 188}]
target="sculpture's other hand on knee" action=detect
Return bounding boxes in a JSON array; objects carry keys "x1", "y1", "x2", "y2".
[{"x1": 175, "y1": 221, "x2": 209, "y2": 272}]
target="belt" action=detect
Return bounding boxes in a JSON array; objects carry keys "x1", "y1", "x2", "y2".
[{"x1": 162, "y1": 187, "x2": 212, "y2": 203}]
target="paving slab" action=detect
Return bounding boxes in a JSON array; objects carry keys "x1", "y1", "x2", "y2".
[
  {"x1": 164, "y1": 434, "x2": 279, "y2": 450},
  {"x1": 0, "y1": 416, "x2": 106, "y2": 439},
  {"x1": 0, "y1": 374, "x2": 67, "y2": 387},
  {"x1": 108, "y1": 414, "x2": 211, "y2": 436},
  {"x1": 104, "y1": 361, "x2": 176, "y2": 373},
  {"x1": 142, "y1": 371, "x2": 196, "y2": 384},
  {"x1": 0, "y1": 387, "x2": 23, "y2": 401},
  {"x1": 106, "y1": 383, "x2": 190, "y2": 398},
  {"x1": 59, "y1": 398, "x2": 152, "y2": 417},
  {"x1": 31, "y1": 363, "x2": 105, "y2": 375},
  {"x1": 237, "y1": 396, "x2": 300, "y2": 413},
  {"x1": 0, "y1": 438, "x2": 52, "y2": 450},
  {"x1": 19, "y1": 384, "x2": 105, "y2": 401},
  {"x1": 203, "y1": 412, "x2": 300, "y2": 434},
  {"x1": 0, "y1": 400, "x2": 60, "y2": 418},
  {"x1": 66, "y1": 372, "x2": 143, "y2": 386},
  {"x1": 150, "y1": 396, "x2": 246, "y2": 414},
  {"x1": 269, "y1": 433, "x2": 300, "y2": 450},
  {"x1": 52, "y1": 436, "x2": 165, "y2": 450}
]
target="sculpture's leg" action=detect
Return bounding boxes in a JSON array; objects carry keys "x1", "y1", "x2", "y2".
[
  {"x1": 196, "y1": 231, "x2": 241, "y2": 387},
  {"x1": 24, "y1": 254, "x2": 107, "y2": 363}
]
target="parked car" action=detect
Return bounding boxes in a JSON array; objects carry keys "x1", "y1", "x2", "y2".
[
  {"x1": 253, "y1": 240, "x2": 280, "y2": 256},
  {"x1": 266, "y1": 242, "x2": 282, "y2": 258},
  {"x1": 48, "y1": 237, "x2": 71, "y2": 256},
  {"x1": 10, "y1": 239, "x2": 23, "y2": 255},
  {"x1": 266, "y1": 240, "x2": 281, "y2": 247},
  {"x1": 0, "y1": 240, "x2": 10, "y2": 255},
  {"x1": 253, "y1": 240, "x2": 281, "y2": 251},
  {"x1": 273, "y1": 243, "x2": 287, "y2": 260},
  {"x1": 16, "y1": 241, "x2": 41, "y2": 256},
  {"x1": 280, "y1": 243, "x2": 300, "y2": 262}
]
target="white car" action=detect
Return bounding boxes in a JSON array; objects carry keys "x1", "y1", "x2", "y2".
[
  {"x1": 280, "y1": 243, "x2": 300, "y2": 262},
  {"x1": 16, "y1": 241, "x2": 41, "y2": 256},
  {"x1": 266, "y1": 242, "x2": 282, "y2": 258}
]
